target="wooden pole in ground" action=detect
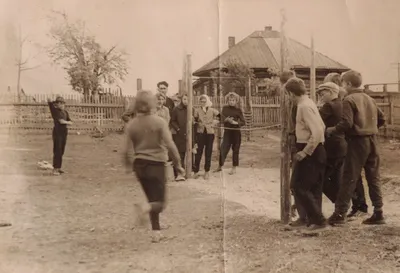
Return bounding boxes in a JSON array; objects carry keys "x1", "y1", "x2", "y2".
[
  {"x1": 310, "y1": 34, "x2": 316, "y2": 102},
  {"x1": 185, "y1": 54, "x2": 193, "y2": 178},
  {"x1": 279, "y1": 8, "x2": 291, "y2": 224},
  {"x1": 137, "y1": 78, "x2": 142, "y2": 92}
]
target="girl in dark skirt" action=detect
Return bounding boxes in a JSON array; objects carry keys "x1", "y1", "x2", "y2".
[
  {"x1": 214, "y1": 92, "x2": 245, "y2": 175},
  {"x1": 123, "y1": 90, "x2": 185, "y2": 242}
]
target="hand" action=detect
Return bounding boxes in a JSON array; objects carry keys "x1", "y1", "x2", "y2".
[
  {"x1": 224, "y1": 117, "x2": 233, "y2": 123},
  {"x1": 231, "y1": 120, "x2": 238, "y2": 125},
  {"x1": 294, "y1": 151, "x2": 307, "y2": 162}
]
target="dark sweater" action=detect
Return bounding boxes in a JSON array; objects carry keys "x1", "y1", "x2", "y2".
[
  {"x1": 334, "y1": 89, "x2": 385, "y2": 136},
  {"x1": 220, "y1": 105, "x2": 245, "y2": 129},
  {"x1": 319, "y1": 98, "x2": 346, "y2": 158},
  {"x1": 48, "y1": 102, "x2": 71, "y2": 131}
]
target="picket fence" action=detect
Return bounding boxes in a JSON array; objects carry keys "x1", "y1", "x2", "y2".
[{"x1": 0, "y1": 94, "x2": 281, "y2": 134}]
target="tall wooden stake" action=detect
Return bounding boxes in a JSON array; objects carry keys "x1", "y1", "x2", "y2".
[
  {"x1": 310, "y1": 34, "x2": 316, "y2": 102},
  {"x1": 185, "y1": 54, "x2": 193, "y2": 178},
  {"x1": 137, "y1": 78, "x2": 142, "y2": 91},
  {"x1": 280, "y1": 8, "x2": 291, "y2": 224}
]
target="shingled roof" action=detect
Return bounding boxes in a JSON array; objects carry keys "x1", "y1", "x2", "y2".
[{"x1": 193, "y1": 27, "x2": 349, "y2": 76}]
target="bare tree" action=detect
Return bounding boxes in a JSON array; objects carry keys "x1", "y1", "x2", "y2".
[
  {"x1": 47, "y1": 11, "x2": 129, "y2": 97},
  {"x1": 16, "y1": 25, "x2": 43, "y2": 101}
]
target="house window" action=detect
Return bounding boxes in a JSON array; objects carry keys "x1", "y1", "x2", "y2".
[{"x1": 257, "y1": 85, "x2": 267, "y2": 93}]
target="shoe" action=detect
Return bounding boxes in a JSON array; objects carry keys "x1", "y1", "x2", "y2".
[
  {"x1": 307, "y1": 222, "x2": 327, "y2": 231},
  {"x1": 328, "y1": 212, "x2": 346, "y2": 225},
  {"x1": 348, "y1": 209, "x2": 368, "y2": 218},
  {"x1": 151, "y1": 230, "x2": 165, "y2": 243},
  {"x1": 52, "y1": 169, "x2": 61, "y2": 176},
  {"x1": 289, "y1": 218, "x2": 308, "y2": 228},
  {"x1": 213, "y1": 166, "x2": 222, "y2": 173},
  {"x1": 362, "y1": 211, "x2": 386, "y2": 225},
  {"x1": 204, "y1": 172, "x2": 210, "y2": 180},
  {"x1": 193, "y1": 173, "x2": 201, "y2": 179},
  {"x1": 175, "y1": 174, "x2": 185, "y2": 181},
  {"x1": 229, "y1": 167, "x2": 236, "y2": 175},
  {"x1": 58, "y1": 169, "x2": 65, "y2": 174}
]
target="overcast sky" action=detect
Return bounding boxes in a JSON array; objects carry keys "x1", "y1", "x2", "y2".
[{"x1": 1, "y1": 0, "x2": 400, "y2": 95}]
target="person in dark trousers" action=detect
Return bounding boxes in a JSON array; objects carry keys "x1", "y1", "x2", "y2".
[
  {"x1": 326, "y1": 70, "x2": 386, "y2": 225},
  {"x1": 47, "y1": 96, "x2": 72, "y2": 176},
  {"x1": 214, "y1": 92, "x2": 245, "y2": 175},
  {"x1": 324, "y1": 73, "x2": 369, "y2": 218},
  {"x1": 170, "y1": 93, "x2": 191, "y2": 181},
  {"x1": 285, "y1": 77, "x2": 327, "y2": 231},
  {"x1": 279, "y1": 70, "x2": 309, "y2": 226},
  {"x1": 123, "y1": 90, "x2": 185, "y2": 243},
  {"x1": 316, "y1": 82, "x2": 347, "y2": 204},
  {"x1": 193, "y1": 94, "x2": 220, "y2": 180}
]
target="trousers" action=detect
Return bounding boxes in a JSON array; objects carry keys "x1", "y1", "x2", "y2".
[
  {"x1": 219, "y1": 130, "x2": 241, "y2": 167},
  {"x1": 335, "y1": 135, "x2": 383, "y2": 215},
  {"x1": 52, "y1": 128, "x2": 67, "y2": 169}
]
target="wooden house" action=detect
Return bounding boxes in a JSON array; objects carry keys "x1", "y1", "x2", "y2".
[{"x1": 193, "y1": 26, "x2": 350, "y2": 96}]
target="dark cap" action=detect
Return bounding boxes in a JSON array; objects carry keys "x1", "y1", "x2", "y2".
[{"x1": 55, "y1": 96, "x2": 65, "y2": 103}]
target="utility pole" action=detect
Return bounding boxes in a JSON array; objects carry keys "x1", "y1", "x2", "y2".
[
  {"x1": 310, "y1": 34, "x2": 316, "y2": 102},
  {"x1": 279, "y1": 8, "x2": 291, "y2": 225},
  {"x1": 391, "y1": 62, "x2": 400, "y2": 92}
]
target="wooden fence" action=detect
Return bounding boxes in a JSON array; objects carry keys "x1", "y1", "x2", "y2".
[
  {"x1": 0, "y1": 94, "x2": 281, "y2": 134},
  {"x1": 1, "y1": 91, "x2": 397, "y2": 138}
]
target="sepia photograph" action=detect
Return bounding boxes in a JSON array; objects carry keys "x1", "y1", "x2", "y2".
[{"x1": 1, "y1": 0, "x2": 400, "y2": 272}]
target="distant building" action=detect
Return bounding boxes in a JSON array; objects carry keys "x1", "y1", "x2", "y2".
[{"x1": 193, "y1": 26, "x2": 350, "y2": 96}]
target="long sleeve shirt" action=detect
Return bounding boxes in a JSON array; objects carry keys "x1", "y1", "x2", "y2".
[
  {"x1": 220, "y1": 105, "x2": 245, "y2": 129},
  {"x1": 155, "y1": 105, "x2": 170, "y2": 124},
  {"x1": 123, "y1": 113, "x2": 181, "y2": 168},
  {"x1": 319, "y1": 98, "x2": 347, "y2": 158},
  {"x1": 295, "y1": 95, "x2": 326, "y2": 156},
  {"x1": 48, "y1": 102, "x2": 71, "y2": 131},
  {"x1": 334, "y1": 89, "x2": 385, "y2": 136},
  {"x1": 121, "y1": 99, "x2": 136, "y2": 123}
]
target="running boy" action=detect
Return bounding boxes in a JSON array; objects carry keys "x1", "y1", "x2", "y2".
[
  {"x1": 285, "y1": 77, "x2": 327, "y2": 230},
  {"x1": 214, "y1": 92, "x2": 245, "y2": 175},
  {"x1": 326, "y1": 70, "x2": 386, "y2": 225},
  {"x1": 47, "y1": 96, "x2": 72, "y2": 176},
  {"x1": 123, "y1": 90, "x2": 185, "y2": 242}
]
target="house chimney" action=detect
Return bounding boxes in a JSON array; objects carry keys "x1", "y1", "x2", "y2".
[
  {"x1": 264, "y1": 26, "x2": 272, "y2": 32},
  {"x1": 228, "y1": 36, "x2": 235, "y2": 49},
  {"x1": 137, "y1": 78, "x2": 142, "y2": 91}
]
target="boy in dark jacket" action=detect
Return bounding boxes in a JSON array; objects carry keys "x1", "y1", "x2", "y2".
[
  {"x1": 327, "y1": 70, "x2": 386, "y2": 225},
  {"x1": 48, "y1": 96, "x2": 73, "y2": 175},
  {"x1": 214, "y1": 92, "x2": 245, "y2": 175},
  {"x1": 316, "y1": 82, "x2": 347, "y2": 203}
]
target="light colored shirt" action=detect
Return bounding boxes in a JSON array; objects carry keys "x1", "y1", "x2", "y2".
[
  {"x1": 155, "y1": 105, "x2": 170, "y2": 124},
  {"x1": 295, "y1": 95, "x2": 325, "y2": 156}
]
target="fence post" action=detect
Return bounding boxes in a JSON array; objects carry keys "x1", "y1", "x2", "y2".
[{"x1": 137, "y1": 78, "x2": 142, "y2": 92}]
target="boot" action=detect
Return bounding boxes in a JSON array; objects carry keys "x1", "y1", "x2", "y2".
[
  {"x1": 362, "y1": 211, "x2": 386, "y2": 225},
  {"x1": 328, "y1": 212, "x2": 346, "y2": 225},
  {"x1": 204, "y1": 172, "x2": 210, "y2": 180}
]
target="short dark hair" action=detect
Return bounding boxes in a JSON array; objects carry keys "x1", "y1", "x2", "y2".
[
  {"x1": 157, "y1": 81, "x2": 169, "y2": 88},
  {"x1": 285, "y1": 78, "x2": 307, "y2": 96},
  {"x1": 178, "y1": 92, "x2": 188, "y2": 99},
  {"x1": 341, "y1": 70, "x2": 362, "y2": 88},
  {"x1": 280, "y1": 70, "x2": 296, "y2": 84}
]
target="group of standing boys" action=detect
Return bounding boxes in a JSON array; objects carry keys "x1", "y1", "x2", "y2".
[{"x1": 283, "y1": 70, "x2": 386, "y2": 231}]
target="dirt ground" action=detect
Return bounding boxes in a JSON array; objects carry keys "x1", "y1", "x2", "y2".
[{"x1": 0, "y1": 130, "x2": 400, "y2": 273}]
